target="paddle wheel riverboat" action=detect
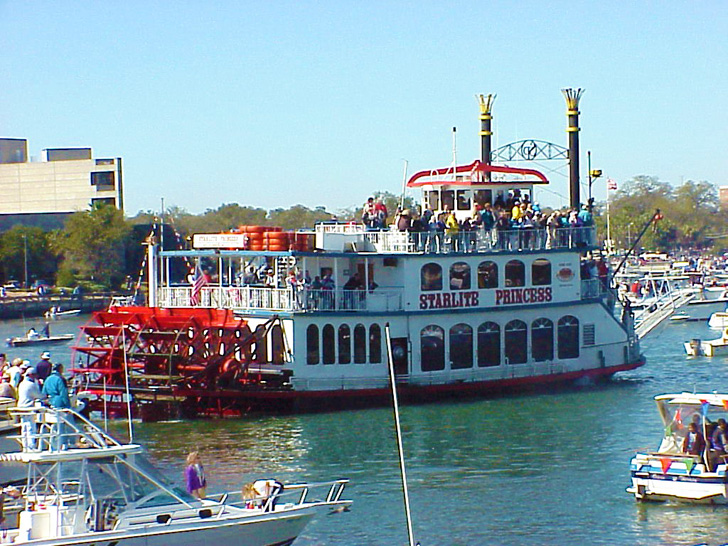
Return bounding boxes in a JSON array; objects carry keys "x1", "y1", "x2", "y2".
[{"x1": 71, "y1": 90, "x2": 645, "y2": 419}]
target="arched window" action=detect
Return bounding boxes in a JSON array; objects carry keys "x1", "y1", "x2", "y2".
[
  {"x1": 369, "y1": 324, "x2": 382, "y2": 363},
  {"x1": 532, "y1": 259, "x2": 552, "y2": 286},
  {"x1": 531, "y1": 318, "x2": 554, "y2": 362},
  {"x1": 477, "y1": 261, "x2": 498, "y2": 289},
  {"x1": 253, "y1": 325, "x2": 267, "y2": 363},
  {"x1": 449, "y1": 324, "x2": 473, "y2": 369},
  {"x1": 558, "y1": 316, "x2": 580, "y2": 359},
  {"x1": 421, "y1": 263, "x2": 442, "y2": 291},
  {"x1": 354, "y1": 324, "x2": 367, "y2": 363},
  {"x1": 450, "y1": 262, "x2": 471, "y2": 290},
  {"x1": 271, "y1": 324, "x2": 284, "y2": 364},
  {"x1": 477, "y1": 322, "x2": 500, "y2": 367},
  {"x1": 322, "y1": 324, "x2": 335, "y2": 364},
  {"x1": 420, "y1": 325, "x2": 445, "y2": 371},
  {"x1": 306, "y1": 325, "x2": 319, "y2": 365},
  {"x1": 505, "y1": 320, "x2": 527, "y2": 364},
  {"x1": 338, "y1": 325, "x2": 351, "y2": 364},
  {"x1": 505, "y1": 260, "x2": 525, "y2": 287}
]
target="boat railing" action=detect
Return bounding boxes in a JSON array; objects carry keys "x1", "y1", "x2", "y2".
[
  {"x1": 209, "y1": 479, "x2": 350, "y2": 513},
  {"x1": 159, "y1": 286, "x2": 404, "y2": 313},
  {"x1": 8, "y1": 405, "x2": 122, "y2": 453},
  {"x1": 364, "y1": 226, "x2": 596, "y2": 254}
]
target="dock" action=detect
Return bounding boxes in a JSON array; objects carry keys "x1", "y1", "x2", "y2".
[{"x1": 0, "y1": 293, "x2": 112, "y2": 320}]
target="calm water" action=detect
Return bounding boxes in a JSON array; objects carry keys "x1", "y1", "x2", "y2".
[{"x1": 3, "y1": 315, "x2": 728, "y2": 545}]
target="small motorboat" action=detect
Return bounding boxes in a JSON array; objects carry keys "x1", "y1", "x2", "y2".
[
  {"x1": 6, "y1": 333, "x2": 74, "y2": 347},
  {"x1": 628, "y1": 392, "x2": 728, "y2": 503},
  {"x1": 684, "y1": 330, "x2": 728, "y2": 356},
  {"x1": 708, "y1": 311, "x2": 728, "y2": 329},
  {"x1": 44, "y1": 306, "x2": 81, "y2": 319},
  {"x1": 670, "y1": 312, "x2": 690, "y2": 322},
  {"x1": 0, "y1": 406, "x2": 352, "y2": 545}
]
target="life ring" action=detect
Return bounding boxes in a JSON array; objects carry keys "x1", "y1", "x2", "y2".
[{"x1": 243, "y1": 225, "x2": 266, "y2": 234}]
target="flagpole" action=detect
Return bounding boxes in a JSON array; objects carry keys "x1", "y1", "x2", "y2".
[{"x1": 606, "y1": 183, "x2": 612, "y2": 253}]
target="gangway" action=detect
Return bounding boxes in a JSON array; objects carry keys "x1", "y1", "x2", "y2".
[{"x1": 633, "y1": 286, "x2": 695, "y2": 339}]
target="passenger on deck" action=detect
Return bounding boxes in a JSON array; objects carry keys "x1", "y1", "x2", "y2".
[
  {"x1": 711, "y1": 419, "x2": 728, "y2": 469},
  {"x1": 682, "y1": 422, "x2": 706, "y2": 456}
]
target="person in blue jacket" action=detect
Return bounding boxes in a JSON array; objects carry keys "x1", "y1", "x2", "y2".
[{"x1": 42, "y1": 362, "x2": 72, "y2": 448}]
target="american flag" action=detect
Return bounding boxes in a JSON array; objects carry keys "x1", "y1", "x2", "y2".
[
  {"x1": 190, "y1": 264, "x2": 207, "y2": 305},
  {"x1": 607, "y1": 178, "x2": 617, "y2": 191}
]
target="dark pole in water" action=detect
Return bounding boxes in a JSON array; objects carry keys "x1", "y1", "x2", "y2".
[
  {"x1": 562, "y1": 88, "x2": 583, "y2": 210},
  {"x1": 478, "y1": 94, "x2": 495, "y2": 181}
]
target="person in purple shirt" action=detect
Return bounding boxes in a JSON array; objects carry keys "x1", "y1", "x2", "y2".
[{"x1": 184, "y1": 451, "x2": 207, "y2": 499}]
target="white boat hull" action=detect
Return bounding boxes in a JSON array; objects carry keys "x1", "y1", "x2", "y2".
[
  {"x1": 708, "y1": 312, "x2": 728, "y2": 329},
  {"x1": 6, "y1": 506, "x2": 315, "y2": 546},
  {"x1": 629, "y1": 454, "x2": 728, "y2": 503},
  {"x1": 684, "y1": 339, "x2": 728, "y2": 357}
]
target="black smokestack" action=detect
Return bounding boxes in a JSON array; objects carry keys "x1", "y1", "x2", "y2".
[
  {"x1": 562, "y1": 88, "x2": 583, "y2": 209},
  {"x1": 478, "y1": 94, "x2": 495, "y2": 179}
]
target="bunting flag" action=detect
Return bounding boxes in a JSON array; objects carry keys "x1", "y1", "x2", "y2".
[
  {"x1": 701, "y1": 400, "x2": 710, "y2": 417},
  {"x1": 660, "y1": 458, "x2": 672, "y2": 474},
  {"x1": 723, "y1": 400, "x2": 728, "y2": 411},
  {"x1": 684, "y1": 458, "x2": 695, "y2": 475},
  {"x1": 190, "y1": 263, "x2": 208, "y2": 306},
  {"x1": 664, "y1": 424, "x2": 672, "y2": 436},
  {"x1": 675, "y1": 409, "x2": 683, "y2": 429}
]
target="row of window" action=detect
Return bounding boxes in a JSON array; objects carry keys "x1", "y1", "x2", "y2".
[
  {"x1": 422, "y1": 259, "x2": 552, "y2": 291},
  {"x1": 420, "y1": 316, "x2": 579, "y2": 371},
  {"x1": 307, "y1": 324, "x2": 382, "y2": 365},
  {"x1": 305, "y1": 316, "x2": 580, "y2": 369}
]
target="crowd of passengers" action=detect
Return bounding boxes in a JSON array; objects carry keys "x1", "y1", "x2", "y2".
[{"x1": 361, "y1": 191, "x2": 595, "y2": 253}]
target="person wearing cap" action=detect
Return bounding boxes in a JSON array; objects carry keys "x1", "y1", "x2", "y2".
[
  {"x1": 18, "y1": 367, "x2": 45, "y2": 450},
  {"x1": 0, "y1": 372, "x2": 15, "y2": 401},
  {"x1": 36, "y1": 351, "x2": 53, "y2": 384}
]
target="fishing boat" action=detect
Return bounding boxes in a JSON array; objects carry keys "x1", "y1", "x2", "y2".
[
  {"x1": 684, "y1": 329, "x2": 728, "y2": 357},
  {"x1": 0, "y1": 405, "x2": 351, "y2": 545},
  {"x1": 44, "y1": 306, "x2": 82, "y2": 320},
  {"x1": 6, "y1": 333, "x2": 74, "y2": 348},
  {"x1": 70, "y1": 90, "x2": 645, "y2": 419},
  {"x1": 628, "y1": 393, "x2": 728, "y2": 503}
]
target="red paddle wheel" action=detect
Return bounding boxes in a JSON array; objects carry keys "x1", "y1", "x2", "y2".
[{"x1": 71, "y1": 306, "x2": 290, "y2": 419}]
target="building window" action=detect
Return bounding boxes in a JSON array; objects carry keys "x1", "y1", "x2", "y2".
[
  {"x1": 505, "y1": 260, "x2": 525, "y2": 287},
  {"x1": 369, "y1": 324, "x2": 382, "y2": 363},
  {"x1": 322, "y1": 324, "x2": 335, "y2": 364},
  {"x1": 427, "y1": 190, "x2": 440, "y2": 211},
  {"x1": 477, "y1": 261, "x2": 498, "y2": 289},
  {"x1": 421, "y1": 325, "x2": 445, "y2": 371},
  {"x1": 505, "y1": 320, "x2": 528, "y2": 364},
  {"x1": 271, "y1": 325, "x2": 284, "y2": 364},
  {"x1": 441, "y1": 190, "x2": 455, "y2": 211},
  {"x1": 306, "y1": 325, "x2": 319, "y2": 365},
  {"x1": 421, "y1": 263, "x2": 443, "y2": 291},
  {"x1": 450, "y1": 324, "x2": 473, "y2": 369},
  {"x1": 558, "y1": 316, "x2": 580, "y2": 359},
  {"x1": 90, "y1": 171, "x2": 115, "y2": 188},
  {"x1": 338, "y1": 325, "x2": 351, "y2": 364},
  {"x1": 450, "y1": 262, "x2": 471, "y2": 290},
  {"x1": 354, "y1": 324, "x2": 367, "y2": 363},
  {"x1": 474, "y1": 190, "x2": 492, "y2": 208},
  {"x1": 531, "y1": 318, "x2": 554, "y2": 362},
  {"x1": 532, "y1": 259, "x2": 552, "y2": 286},
  {"x1": 477, "y1": 322, "x2": 500, "y2": 367},
  {"x1": 91, "y1": 197, "x2": 116, "y2": 208},
  {"x1": 456, "y1": 190, "x2": 471, "y2": 211}
]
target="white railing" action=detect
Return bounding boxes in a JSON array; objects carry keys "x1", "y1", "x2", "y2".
[
  {"x1": 362, "y1": 226, "x2": 596, "y2": 254},
  {"x1": 159, "y1": 286, "x2": 404, "y2": 313}
]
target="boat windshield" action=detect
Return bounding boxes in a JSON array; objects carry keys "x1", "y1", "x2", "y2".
[
  {"x1": 35, "y1": 453, "x2": 195, "y2": 509},
  {"x1": 657, "y1": 399, "x2": 728, "y2": 454}
]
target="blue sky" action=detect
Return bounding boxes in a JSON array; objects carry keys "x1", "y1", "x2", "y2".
[{"x1": 1, "y1": 1, "x2": 726, "y2": 215}]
